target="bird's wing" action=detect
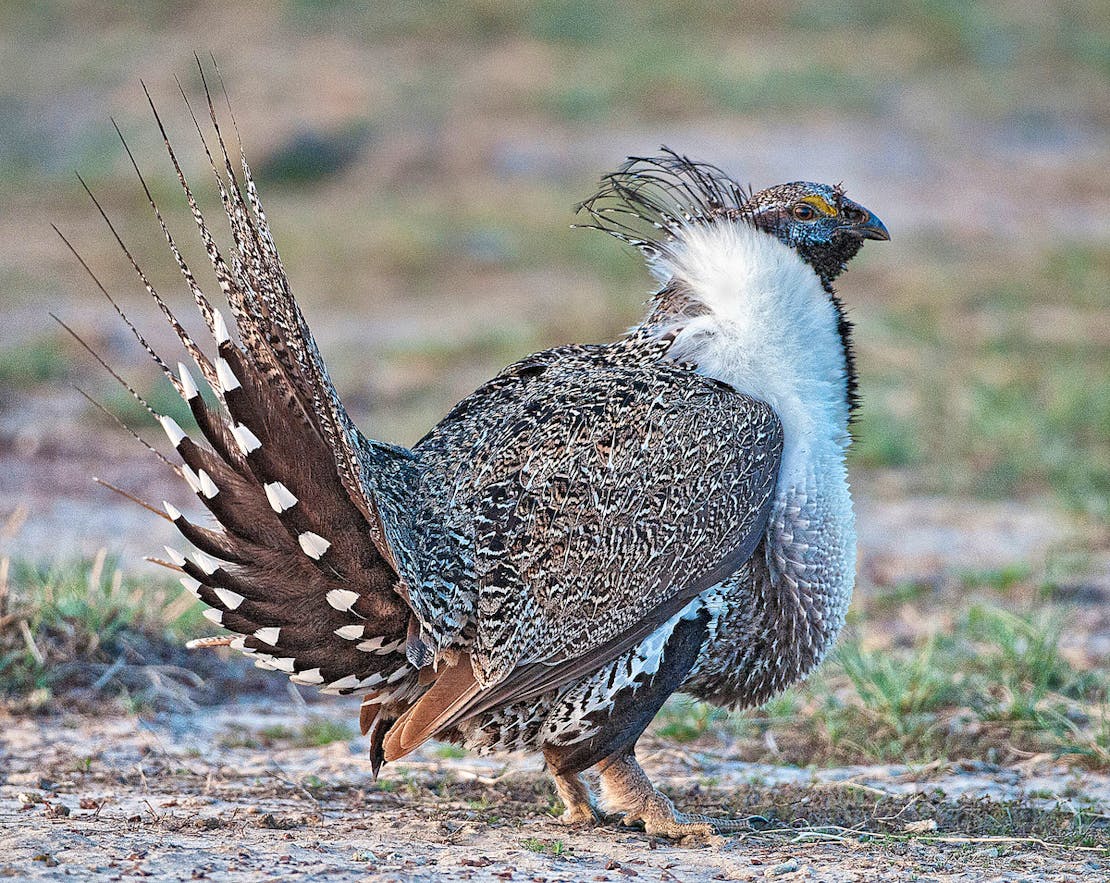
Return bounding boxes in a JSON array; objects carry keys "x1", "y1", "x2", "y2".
[{"x1": 384, "y1": 342, "x2": 783, "y2": 757}]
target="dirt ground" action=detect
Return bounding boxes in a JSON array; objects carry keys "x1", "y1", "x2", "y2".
[
  {"x1": 2, "y1": 700, "x2": 1107, "y2": 882},
  {"x1": 2, "y1": 6, "x2": 1108, "y2": 880}
]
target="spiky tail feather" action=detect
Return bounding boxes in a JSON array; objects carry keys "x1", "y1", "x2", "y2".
[{"x1": 61, "y1": 57, "x2": 421, "y2": 712}]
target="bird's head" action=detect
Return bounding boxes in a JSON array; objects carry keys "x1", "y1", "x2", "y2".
[
  {"x1": 575, "y1": 150, "x2": 889, "y2": 291},
  {"x1": 746, "y1": 181, "x2": 889, "y2": 289},
  {"x1": 576, "y1": 150, "x2": 891, "y2": 417}
]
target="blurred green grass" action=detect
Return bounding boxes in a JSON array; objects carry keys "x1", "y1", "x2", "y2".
[
  {"x1": 655, "y1": 584, "x2": 1110, "y2": 769},
  {"x1": 1, "y1": 0, "x2": 1108, "y2": 527},
  {"x1": 0, "y1": 552, "x2": 209, "y2": 709}
]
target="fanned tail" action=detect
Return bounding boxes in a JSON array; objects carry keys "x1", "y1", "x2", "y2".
[{"x1": 62, "y1": 59, "x2": 424, "y2": 720}]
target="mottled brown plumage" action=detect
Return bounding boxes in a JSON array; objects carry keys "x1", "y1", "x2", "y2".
[{"x1": 66, "y1": 63, "x2": 888, "y2": 839}]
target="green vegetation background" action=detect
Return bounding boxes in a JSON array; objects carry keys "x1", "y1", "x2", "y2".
[{"x1": 1, "y1": 1, "x2": 1108, "y2": 771}]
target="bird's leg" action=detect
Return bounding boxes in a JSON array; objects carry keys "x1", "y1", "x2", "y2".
[
  {"x1": 598, "y1": 749, "x2": 747, "y2": 840},
  {"x1": 551, "y1": 769, "x2": 600, "y2": 825},
  {"x1": 543, "y1": 746, "x2": 603, "y2": 824}
]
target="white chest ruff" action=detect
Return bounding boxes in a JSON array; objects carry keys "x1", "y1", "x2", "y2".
[
  {"x1": 652, "y1": 220, "x2": 852, "y2": 493},
  {"x1": 652, "y1": 220, "x2": 858, "y2": 699}
]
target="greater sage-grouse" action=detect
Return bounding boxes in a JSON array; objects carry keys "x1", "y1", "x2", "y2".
[{"x1": 66, "y1": 71, "x2": 888, "y2": 839}]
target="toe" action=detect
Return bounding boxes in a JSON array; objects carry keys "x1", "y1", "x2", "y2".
[
  {"x1": 559, "y1": 804, "x2": 600, "y2": 826},
  {"x1": 644, "y1": 819, "x2": 716, "y2": 840}
]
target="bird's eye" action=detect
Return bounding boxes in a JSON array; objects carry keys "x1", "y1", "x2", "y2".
[{"x1": 792, "y1": 203, "x2": 817, "y2": 221}]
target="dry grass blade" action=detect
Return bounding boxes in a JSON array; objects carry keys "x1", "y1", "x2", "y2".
[{"x1": 18, "y1": 619, "x2": 44, "y2": 666}]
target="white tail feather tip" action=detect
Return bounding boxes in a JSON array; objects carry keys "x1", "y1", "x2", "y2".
[
  {"x1": 215, "y1": 357, "x2": 241, "y2": 392},
  {"x1": 231, "y1": 423, "x2": 262, "y2": 455},
  {"x1": 326, "y1": 589, "x2": 360, "y2": 612},
  {"x1": 213, "y1": 308, "x2": 230, "y2": 344},
  {"x1": 177, "y1": 362, "x2": 199, "y2": 400},
  {"x1": 213, "y1": 587, "x2": 245, "y2": 610},
  {"x1": 324, "y1": 674, "x2": 363, "y2": 691},
  {"x1": 181, "y1": 464, "x2": 203, "y2": 495},
  {"x1": 191, "y1": 550, "x2": 220, "y2": 575},
  {"x1": 163, "y1": 500, "x2": 182, "y2": 521},
  {"x1": 197, "y1": 469, "x2": 219, "y2": 499},
  {"x1": 253, "y1": 626, "x2": 281, "y2": 645},
  {"x1": 264, "y1": 482, "x2": 298, "y2": 513},
  {"x1": 202, "y1": 608, "x2": 223, "y2": 625},
  {"x1": 290, "y1": 668, "x2": 324, "y2": 685},
  {"x1": 159, "y1": 415, "x2": 187, "y2": 448},
  {"x1": 299, "y1": 531, "x2": 331, "y2": 559},
  {"x1": 334, "y1": 624, "x2": 364, "y2": 640},
  {"x1": 164, "y1": 545, "x2": 187, "y2": 567},
  {"x1": 356, "y1": 637, "x2": 404, "y2": 655},
  {"x1": 179, "y1": 576, "x2": 202, "y2": 596}
]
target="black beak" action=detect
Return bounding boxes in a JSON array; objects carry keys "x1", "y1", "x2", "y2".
[{"x1": 853, "y1": 208, "x2": 890, "y2": 241}]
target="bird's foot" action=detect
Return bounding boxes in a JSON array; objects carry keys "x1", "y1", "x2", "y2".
[
  {"x1": 544, "y1": 750, "x2": 605, "y2": 827},
  {"x1": 558, "y1": 800, "x2": 606, "y2": 826},
  {"x1": 618, "y1": 788, "x2": 726, "y2": 843},
  {"x1": 599, "y1": 749, "x2": 747, "y2": 843}
]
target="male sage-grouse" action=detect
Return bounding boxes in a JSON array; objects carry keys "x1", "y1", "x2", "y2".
[{"x1": 65, "y1": 70, "x2": 888, "y2": 839}]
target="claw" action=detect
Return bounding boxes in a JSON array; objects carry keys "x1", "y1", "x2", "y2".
[
  {"x1": 619, "y1": 790, "x2": 719, "y2": 841},
  {"x1": 559, "y1": 803, "x2": 604, "y2": 826},
  {"x1": 599, "y1": 749, "x2": 748, "y2": 842}
]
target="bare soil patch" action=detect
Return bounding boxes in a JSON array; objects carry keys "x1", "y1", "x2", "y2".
[{"x1": 2, "y1": 702, "x2": 1106, "y2": 881}]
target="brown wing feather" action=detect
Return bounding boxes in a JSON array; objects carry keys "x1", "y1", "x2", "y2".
[{"x1": 382, "y1": 656, "x2": 481, "y2": 761}]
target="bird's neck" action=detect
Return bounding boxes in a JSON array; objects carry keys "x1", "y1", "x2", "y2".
[
  {"x1": 639, "y1": 221, "x2": 853, "y2": 494},
  {"x1": 641, "y1": 223, "x2": 859, "y2": 708}
]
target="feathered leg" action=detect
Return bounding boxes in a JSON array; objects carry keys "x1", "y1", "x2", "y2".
[
  {"x1": 542, "y1": 745, "x2": 602, "y2": 825},
  {"x1": 598, "y1": 748, "x2": 747, "y2": 840},
  {"x1": 540, "y1": 608, "x2": 722, "y2": 836}
]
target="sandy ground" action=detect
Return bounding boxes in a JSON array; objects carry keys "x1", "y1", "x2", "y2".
[{"x1": 1, "y1": 700, "x2": 1107, "y2": 882}]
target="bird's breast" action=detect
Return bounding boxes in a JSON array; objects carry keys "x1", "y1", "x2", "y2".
[{"x1": 683, "y1": 458, "x2": 856, "y2": 707}]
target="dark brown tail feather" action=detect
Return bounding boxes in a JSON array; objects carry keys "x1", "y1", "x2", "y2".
[{"x1": 60, "y1": 61, "x2": 427, "y2": 712}]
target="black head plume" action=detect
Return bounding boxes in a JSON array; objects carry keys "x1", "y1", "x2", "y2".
[{"x1": 574, "y1": 148, "x2": 753, "y2": 270}]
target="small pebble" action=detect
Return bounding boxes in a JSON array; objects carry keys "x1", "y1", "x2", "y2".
[{"x1": 766, "y1": 858, "x2": 799, "y2": 877}]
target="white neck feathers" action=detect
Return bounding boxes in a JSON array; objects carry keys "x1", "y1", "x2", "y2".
[{"x1": 647, "y1": 221, "x2": 852, "y2": 490}]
